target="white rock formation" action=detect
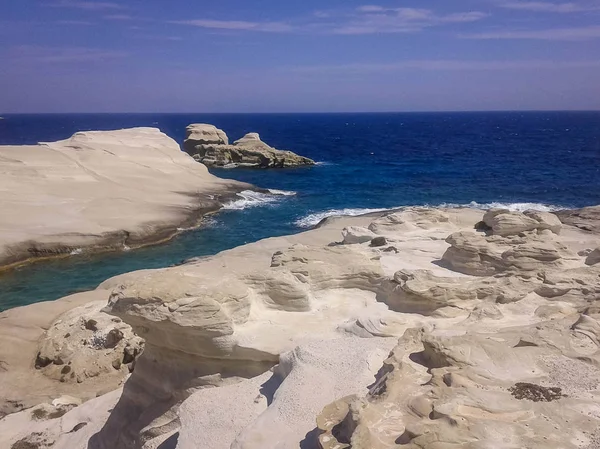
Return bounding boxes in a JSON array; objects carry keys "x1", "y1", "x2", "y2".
[
  {"x1": 184, "y1": 123, "x2": 229, "y2": 145},
  {"x1": 0, "y1": 289, "x2": 138, "y2": 417},
  {"x1": 2, "y1": 207, "x2": 600, "y2": 449},
  {"x1": 34, "y1": 300, "x2": 144, "y2": 384},
  {"x1": 316, "y1": 317, "x2": 600, "y2": 449},
  {"x1": 442, "y1": 224, "x2": 578, "y2": 276},
  {"x1": 0, "y1": 127, "x2": 250, "y2": 268},
  {"x1": 482, "y1": 208, "x2": 562, "y2": 236},
  {"x1": 556, "y1": 205, "x2": 600, "y2": 233},
  {"x1": 0, "y1": 388, "x2": 122, "y2": 449},
  {"x1": 184, "y1": 125, "x2": 315, "y2": 168},
  {"x1": 342, "y1": 226, "x2": 378, "y2": 244}
]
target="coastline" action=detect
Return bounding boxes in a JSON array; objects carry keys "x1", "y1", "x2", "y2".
[
  {"x1": 0, "y1": 127, "x2": 259, "y2": 272},
  {"x1": 0, "y1": 188, "x2": 250, "y2": 273},
  {"x1": 1, "y1": 205, "x2": 599, "y2": 448},
  {"x1": 1, "y1": 200, "x2": 577, "y2": 274},
  {"x1": 1, "y1": 122, "x2": 599, "y2": 448}
]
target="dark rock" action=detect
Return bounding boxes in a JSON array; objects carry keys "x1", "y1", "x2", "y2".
[
  {"x1": 84, "y1": 319, "x2": 98, "y2": 331},
  {"x1": 370, "y1": 237, "x2": 387, "y2": 247},
  {"x1": 585, "y1": 248, "x2": 600, "y2": 266},
  {"x1": 509, "y1": 382, "x2": 563, "y2": 402},
  {"x1": 34, "y1": 353, "x2": 52, "y2": 369},
  {"x1": 69, "y1": 422, "x2": 88, "y2": 433},
  {"x1": 104, "y1": 329, "x2": 124, "y2": 349},
  {"x1": 122, "y1": 345, "x2": 139, "y2": 364},
  {"x1": 474, "y1": 220, "x2": 492, "y2": 232}
]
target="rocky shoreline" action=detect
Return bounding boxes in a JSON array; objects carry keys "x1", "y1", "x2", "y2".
[
  {"x1": 1, "y1": 204, "x2": 599, "y2": 449},
  {"x1": 0, "y1": 127, "x2": 256, "y2": 271}
]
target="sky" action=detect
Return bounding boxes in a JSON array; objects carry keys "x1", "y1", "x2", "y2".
[{"x1": 1, "y1": 0, "x2": 599, "y2": 112}]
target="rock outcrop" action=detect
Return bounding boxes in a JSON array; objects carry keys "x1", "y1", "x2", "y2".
[
  {"x1": 34, "y1": 300, "x2": 144, "y2": 384},
  {"x1": 0, "y1": 290, "x2": 140, "y2": 417},
  {"x1": 586, "y1": 247, "x2": 600, "y2": 265},
  {"x1": 0, "y1": 388, "x2": 122, "y2": 449},
  {"x1": 482, "y1": 208, "x2": 562, "y2": 236},
  {"x1": 442, "y1": 214, "x2": 578, "y2": 276},
  {"x1": 316, "y1": 317, "x2": 600, "y2": 449},
  {"x1": 556, "y1": 205, "x2": 600, "y2": 233},
  {"x1": 0, "y1": 127, "x2": 251, "y2": 268},
  {"x1": 88, "y1": 242, "x2": 390, "y2": 449},
  {"x1": 183, "y1": 123, "x2": 229, "y2": 146},
  {"x1": 184, "y1": 124, "x2": 315, "y2": 168}
]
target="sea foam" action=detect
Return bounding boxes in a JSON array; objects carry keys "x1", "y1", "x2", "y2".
[
  {"x1": 222, "y1": 189, "x2": 296, "y2": 211},
  {"x1": 267, "y1": 189, "x2": 297, "y2": 196},
  {"x1": 294, "y1": 207, "x2": 393, "y2": 228},
  {"x1": 438, "y1": 201, "x2": 565, "y2": 212},
  {"x1": 294, "y1": 201, "x2": 566, "y2": 228}
]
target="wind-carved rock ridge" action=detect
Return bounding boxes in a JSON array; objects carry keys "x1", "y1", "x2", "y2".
[
  {"x1": 8, "y1": 206, "x2": 600, "y2": 449},
  {"x1": 440, "y1": 208, "x2": 582, "y2": 276},
  {"x1": 183, "y1": 123, "x2": 315, "y2": 168},
  {"x1": 316, "y1": 314, "x2": 600, "y2": 449},
  {"x1": 88, "y1": 242, "x2": 396, "y2": 448}
]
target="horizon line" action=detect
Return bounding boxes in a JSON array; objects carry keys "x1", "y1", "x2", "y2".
[{"x1": 2, "y1": 109, "x2": 600, "y2": 115}]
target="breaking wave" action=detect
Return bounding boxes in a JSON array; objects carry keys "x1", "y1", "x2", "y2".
[
  {"x1": 294, "y1": 207, "x2": 393, "y2": 228},
  {"x1": 222, "y1": 190, "x2": 295, "y2": 211},
  {"x1": 267, "y1": 189, "x2": 297, "y2": 196},
  {"x1": 294, "y1": 201, "x2": 567, "y2": 228},
  {"x1": 437, "y1": 201, "x2": 566, "y2": 212}
]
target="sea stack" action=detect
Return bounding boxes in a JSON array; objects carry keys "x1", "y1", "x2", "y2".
[{"x1": 184, "y1": 123, "x2": 315, "y2": 168}]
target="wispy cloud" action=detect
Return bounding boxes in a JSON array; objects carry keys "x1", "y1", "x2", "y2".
[
  {"x1": 174, "y1": 19, "x2": 292, "y2": 33},
  {"x1": 56, "y1": 20, "x2": 94, "y2": 26},
  {"x1": 134, "y1": 34, "x2": 183, "y2": 41},
  {"x1": 498, "y1": 1, "x2": 600, "y2": 13},
  {"x1": 286, "y1": 59, "x2": 600, "y2": 73},
  {"x1": 463, "y1": 25, "x2": 600, "y2": 40},
  {"x1": 331, "y1": 6, "x2": 488, "y2": 34},
  {"x1": 7, "y1": 45, "x2": 127, "y2": 63},
  {"x1": 171, "y1": 6, "x2": 487, "y2": 35},
  {"x1": 313, "y1": 10, "x2": 331, "y2": 18},
  {"x1": 104, "y1": 14, "x2": 133, "y2": 21},
  {"x1": 48, "y1": 1, "x2": 123, "y2": 11}
]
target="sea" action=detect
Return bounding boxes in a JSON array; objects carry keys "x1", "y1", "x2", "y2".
[{"x1": 0, "y1": 112, "x2": 599, "y2": 310}]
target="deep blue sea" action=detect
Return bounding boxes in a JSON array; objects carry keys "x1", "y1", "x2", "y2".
[{"x1": 1, "y1": 112, "x2": 599, "y2": 310}]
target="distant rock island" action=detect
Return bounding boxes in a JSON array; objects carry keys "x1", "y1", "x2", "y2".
[{"x1": 184, "y1": 123, "x2": 315, "y2": 168}]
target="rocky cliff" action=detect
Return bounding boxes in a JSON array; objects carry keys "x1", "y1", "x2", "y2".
[{"x1": 184, "y1": 124, "x2": 315, "y2": 168}]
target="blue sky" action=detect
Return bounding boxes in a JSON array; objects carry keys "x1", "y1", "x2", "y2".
[{"x1": 1, "y1": 0, "x2": 599, "y2": 112}]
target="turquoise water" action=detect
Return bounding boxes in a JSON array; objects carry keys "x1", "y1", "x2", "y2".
[{"x1": 0, "y1": 112, "x2": 599, "y2": 310}]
